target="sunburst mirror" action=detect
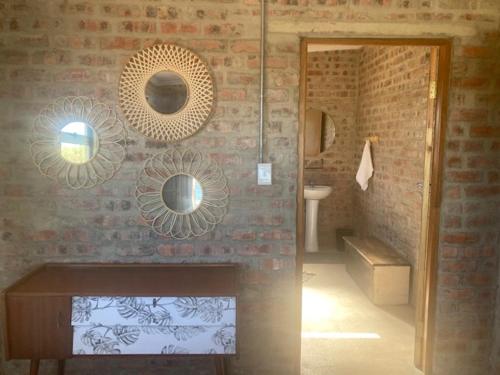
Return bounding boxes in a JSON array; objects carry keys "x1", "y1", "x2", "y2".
[
  {"x1": 30, "y1": 96, "x2": 126, "y2": 189},
  {"x1": 136, "y1": 148, "x2": 228, "y2": 239},
  {"x1": 119, "y1": 44, "x2": 214, "y2": 142}
]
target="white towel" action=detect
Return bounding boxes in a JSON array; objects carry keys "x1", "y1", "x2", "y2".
[{"x1": 356, "y1": 140, "x2": 374, "y2": 191}]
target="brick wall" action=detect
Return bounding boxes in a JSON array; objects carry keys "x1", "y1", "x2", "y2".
[
  {"x1": 0, "y1": 1, "x2": 499, "y2": 375},
  {"x1": 304, "y1": 49, "x2": 359, "y2": 249},
  {"x1": 353, "y1": 45, "x2": 431, "y2": 304},
  {"x1": 0, "y1": 2, "x2": 297, "y2": 375}
]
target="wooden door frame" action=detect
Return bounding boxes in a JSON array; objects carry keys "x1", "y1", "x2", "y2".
[{"x1": 295, "y1": 37, "x2": 451, "y2": 375}]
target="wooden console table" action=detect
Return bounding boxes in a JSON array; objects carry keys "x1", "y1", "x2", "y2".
[{"x1": 1, "y1": 263, "x2": 239, "y2": 375}]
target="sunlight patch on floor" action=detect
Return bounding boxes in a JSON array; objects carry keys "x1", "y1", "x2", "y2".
[
  {"x1": 302, "y1": 331, "x2": 381, "y2": 339},
  {"x1": 301, "y1": 264, "x2": 421, "y2": 375}
]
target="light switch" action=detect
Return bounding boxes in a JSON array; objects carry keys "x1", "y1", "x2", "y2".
[{"x1": 257, "y1": 163, "x2": 272, "y2": 185}]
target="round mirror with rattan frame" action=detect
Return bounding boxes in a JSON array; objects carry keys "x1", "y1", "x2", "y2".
[
  {"x1": 30, "y1": 96, "x2": 126, "y2": 189},
  {"x1": 135, "y1": 147, "x2": 228, "y2": 240},
  {"x1": 119, "y1": 44, "x2": 214, "y2": 142}
]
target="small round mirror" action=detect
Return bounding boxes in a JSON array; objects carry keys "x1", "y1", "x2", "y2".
[
  {"x1": 60, "y1": 121, "x2": 98, "y2": 164},
  {"x1": 162, "y1": 174, "x2": 203, "y2": 214},
  {"x1": 145, "y1": 70, "x2": 188, "y2": 114}
]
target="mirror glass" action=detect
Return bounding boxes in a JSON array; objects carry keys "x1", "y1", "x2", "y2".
[
  {"x1": 162, "y1": 174, "x2": 203, "y2": 214},
  {"x1": 305, "y1": 109, "x2": 335, "y2": 157},
  {"x1": 145, "y1": 70, "x2": 188, "y2": 114},
  {"x1": 60, "y1": 122, "x2": 98, "y2": 164}
]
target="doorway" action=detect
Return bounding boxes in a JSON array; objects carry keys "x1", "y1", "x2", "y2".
[{"x1": 296, "y1": 38, "x2": 451, "y2": 374}]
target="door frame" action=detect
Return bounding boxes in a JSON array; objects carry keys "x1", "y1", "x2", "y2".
[{"x1": 295, "y1": 37, "x2": 451, "y2": 375}]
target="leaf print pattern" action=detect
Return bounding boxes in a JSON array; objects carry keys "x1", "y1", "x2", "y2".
[
  {"x1": 72, "y1": 297, "x2": 92, "y2": 323},
  {"x1": 112, "y1": 325, "x2": 140, "y2": 346},
  {"x1": 171, "y1": 326, "x2": 206, "y2": 341},
  {"x1": 213, "y1": 325, "x2": 236, "y2": 354},
  {"x1": 174, "y1": 297, "x2": 233, "y2": 323},
  {"x1": 161, "y1": 345, "x2": 190, "y2": 355},
  {"x1": 81, "y1": 326, "x2": 122, "y2": 355},
  {"x1": 72, "y1": 296, "x2": 236, "y2": 355},
  {"x1": 117, "y1": 298, "x2": 145, "y2": 320}
]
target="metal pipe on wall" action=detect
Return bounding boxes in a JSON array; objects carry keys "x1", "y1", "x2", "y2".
[{"x1": 258, "y1": 0, "x2": 265, "y2": 163}]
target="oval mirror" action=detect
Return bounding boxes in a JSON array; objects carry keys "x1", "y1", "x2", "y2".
[
  {"x1": 60, "y1": 121, "x2": 99, "y2": 164},
  {"x1": 162, "y1": 174, "x2": 203, "y2": 214},
  {"x1": 145, "y1": 70, "x2": 188, "y2": 115},
  {"x1": 305, "y1": 109, "x2": 335, "y2": 157}
]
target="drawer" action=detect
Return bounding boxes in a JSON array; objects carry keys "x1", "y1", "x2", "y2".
[
  {"x1": 73, "y1": 324, "x2": 236, "y2": 355},
  {"x1": 72, "y1": 296, "x2": 236, "y2": 326},
  {"x1": 71, "y1": 296, "x2": 237, "y2": 356}
]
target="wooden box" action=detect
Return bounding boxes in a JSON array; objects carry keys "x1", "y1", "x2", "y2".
[{"x1": 344, "y1": 237, "x2": 410, "y2": 305}]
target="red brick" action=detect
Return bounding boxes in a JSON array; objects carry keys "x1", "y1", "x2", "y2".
[
  {"x1": 467, "y1": 155, "x2": 498, "y2": 168},
  {"x1": 454, "y1": 77, "x2": 489, "y2": 89},
  {"x1": 466, "y1": 215, "x2": 497, "y2": 228},
  {"x1": 204, "y1": 23, "x2": 243, "y2": 37},
  {"x1": 101, "y1": 4, "x2": 141, "y2": 17},
  {"x1": 465, "y1": 185, "x2": 500, "y2": 197},
  {"x1": 443, "y1": 233, "x2": 480, "y2": 244},
  {"x1": 0, "y1": 50, "x2": 29, "y2": 64},
  {"x1": 157, "y1": 244, "x2": 194, "y2": 257},
  {"x1": 444, "y1": 186, "x2": 461, "y2": 199},
  {"x1": 446, "y1": 171, "x2": 483, "y2": 183},
  {"x1": 470, "y1": 126, "x2": 500, "y2": 138},
  {"x1": 159, "y1": 22, "x2": 177, "y2": 34},
  {"x1": 443, "y1": 288, "x2": 474, "y2": 300},
  {"x1": 461, "y1": 46, "x2": 494, "y2": 58},
  {"x1": 180, "y1": 24, "x2": 199, "y2": 34},
  {"x1": 231, "y1": 40, "x2": 260, "y2": 53},
  {"x1": 188, "y1": 40, "x2": 227, "y2": 52},
  {"x1": 100, "y1": 37, "x2": 140, "y2": 50},
  {"x1": 120, "y1": 21, "x2": 156, "y2": 33},
  {"x1": 463, "y1": 141, "x2": 484, "y2": 152},
  {"x1": 441, "y1": 273, "x2": 460, "y2": 287},
  {"x1": 442, "y1": 247, "x2": 459, "y2": 258},
  {"x1": 466, "y1": 274, "x2": 492, "y2": 286},
  {"x1": 444, "y1": 215, "x2": 462, "y2": 228},
  {"x1": 218, "y1": 88, "x2": 246, "y2": 101},
  {"x1": 232, "y1": 230, "x2": 257, "y2": 240},
  {"x1": 446, "y1": 156, "x2": 462, "y2": 168},
  {"x1": 241, "y1": 244, "x2": 271, "y2": 256},
  {"x1": 78, "y1": 19, "x2": 110, "y2": 32},
  {"x1": 31, "y1": 230, "x2": 57, "y2": 241}
]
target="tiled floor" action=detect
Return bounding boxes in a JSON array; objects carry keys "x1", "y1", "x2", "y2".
[{"x1": 301, "y1": 263, "x2": 422, "y2": 375}]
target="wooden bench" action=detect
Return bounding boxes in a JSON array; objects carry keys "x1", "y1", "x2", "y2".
[{"x1": 343, "y1": 236, "x2": 410, "y2": 305}]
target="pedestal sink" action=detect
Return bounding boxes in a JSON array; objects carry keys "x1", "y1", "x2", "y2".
[{"x1": 304, "y1": 185, "x2": 332, "y2": 253}]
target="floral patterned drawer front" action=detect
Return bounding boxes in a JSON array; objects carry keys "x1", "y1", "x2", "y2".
[{"x1": 71, "y1": 296, "x2": 236, "y2": 355}]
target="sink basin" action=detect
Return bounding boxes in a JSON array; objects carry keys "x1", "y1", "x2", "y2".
[{"x1": 304, "y1": 185, "x2": 332, "y2": 200}]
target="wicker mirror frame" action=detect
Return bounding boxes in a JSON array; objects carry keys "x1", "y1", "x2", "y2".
[
  {"x1": 119, "y1": 44, "x2": 214, "y2": 142},
  {"x1": 30, "y1": 96, "x2": 126, "y2": 189},
  {"x1": 135, "y1": 147, "x2": 228, "y2": 239}
]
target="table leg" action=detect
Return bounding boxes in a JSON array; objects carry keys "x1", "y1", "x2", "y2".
[
  {"x1": 57, "y1": 360, "x2": 65, "y2": 375},
  {"x1": 214, "y1": 357, "x2": 226, "y2": 375},
  {"x1": 29, "y1": 359, "x2": 40, "y2": 375}
]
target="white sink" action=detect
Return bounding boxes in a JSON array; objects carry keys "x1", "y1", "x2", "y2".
[
  {"x1": 304, "y1": 185, "x2": 332, "y2": 253},
  {"x1": 304, "y1": 185, "x2": 332, "y2": 200}
]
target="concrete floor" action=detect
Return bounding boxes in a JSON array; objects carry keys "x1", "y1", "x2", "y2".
[{"x1": 301, "y1": 263, "x2": 422, "y2": 375}]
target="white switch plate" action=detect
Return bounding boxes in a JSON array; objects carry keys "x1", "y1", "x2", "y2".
[{"x1": 257, "y1": 163, "x2": 272, "y2": 185}]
